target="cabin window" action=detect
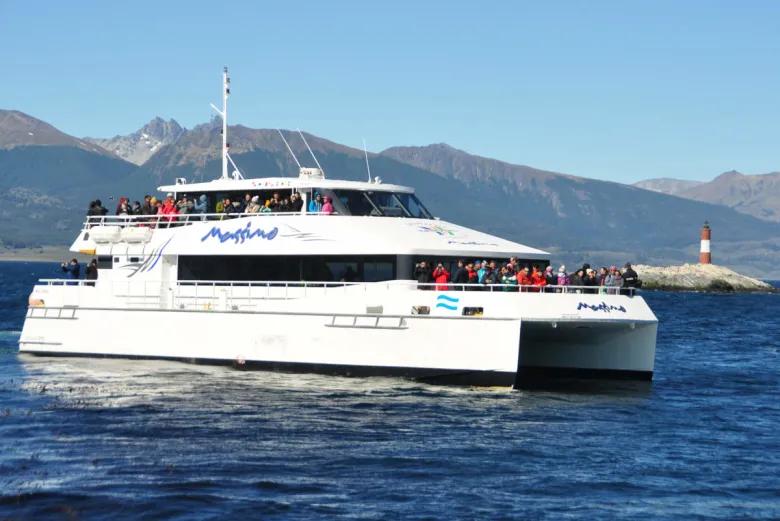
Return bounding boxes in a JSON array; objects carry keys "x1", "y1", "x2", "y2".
[
  {"x1": 396, "y1": 193, "x2": 433, "y2": 219},
  {"x1": 319, "y1": 189, "x2": 434, "y2": 219},
  {"x1": 462, "y1": 307, "x2": 483, "y2": 316},
  {"x1": 97, "y1": 256, "x2": 113, "y2": 269}
]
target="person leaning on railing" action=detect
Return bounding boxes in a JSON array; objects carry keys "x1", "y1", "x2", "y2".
[{"x1": 193, "y1": 195, "x2": 209, "y2": 220}]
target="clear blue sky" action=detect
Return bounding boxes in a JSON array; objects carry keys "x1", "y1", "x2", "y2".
[{"x1": 1, "y1": 0, "x2": 778, "y2": 183}]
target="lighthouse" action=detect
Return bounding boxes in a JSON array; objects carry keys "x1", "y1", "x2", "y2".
[{"x1": 700, "y1": 221, "x2": 711, "y2": 264}]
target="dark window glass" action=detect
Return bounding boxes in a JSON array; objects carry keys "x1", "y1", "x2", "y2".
[
  {"x1": 365, "y1": 191, "x2": 410, "y2": 217},
  {"x1": 178, "y1": 255, "x2": 395, "y2": 283},
  {"x1": 396, "y1": 193, "x2": 433, "y2": 219},
  {"x1": 331, "y1": 190, "x2": 378, "y2": 216}
]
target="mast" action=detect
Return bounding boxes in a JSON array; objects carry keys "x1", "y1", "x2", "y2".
[
  {"x1": 211, "y1": 67, "x2": 241, "y2": 180},
  {"x1": 222, "y1": 67, "x2": 229, "y2": 180}
]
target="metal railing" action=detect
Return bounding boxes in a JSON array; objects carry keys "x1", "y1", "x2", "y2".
[
  {"x1": 36, "y1": 279, "x2": 636, "y2": 311},
  {"x1": 83, "y1": 211, "x2": 337, "y2": 230}
]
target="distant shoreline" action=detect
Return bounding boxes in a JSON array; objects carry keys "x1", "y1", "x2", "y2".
[{"x1": 0, "y1": 248, "x2": 90, "y2": 264}]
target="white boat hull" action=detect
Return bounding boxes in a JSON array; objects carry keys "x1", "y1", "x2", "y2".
[{"x1": 20, "y1": 283, "x2": 657, "y2": 388}]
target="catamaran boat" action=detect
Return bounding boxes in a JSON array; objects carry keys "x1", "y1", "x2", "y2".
[{"x1": 18, "y1": 68, "x2": 658, "y2": 388}]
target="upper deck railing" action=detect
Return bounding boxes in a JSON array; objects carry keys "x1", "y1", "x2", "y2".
[{"x1": 83, "y1": 212, "x2": 334, "y2": 229}]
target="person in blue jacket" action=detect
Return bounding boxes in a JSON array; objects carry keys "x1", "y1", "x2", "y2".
[
  {"x1": 61, "y1": 259, "x2": 81, "y2": 286},
  {"x1": 308, "y1": 192, "x2": 323, "y2": 213}
]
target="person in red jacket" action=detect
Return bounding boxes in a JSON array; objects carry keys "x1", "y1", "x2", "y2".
[
  {"x1": 517, "y1": 265, "x2": 533, "y2": 290},
  {"x1": 530, "y1": 266, "x2": 547, "y2": 292},
  {"x1": 465, "y1": 261, "x2": 479, "y2": 290},
  {"x1": 432, "y1": 263, "x2": 450, "y2": 291},
  {"x1": 161, "y1": 198, "x2": 179, "y2": 226}
]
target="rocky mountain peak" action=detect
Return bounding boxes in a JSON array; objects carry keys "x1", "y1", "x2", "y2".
[{"x1": 84, "y1": 117, "x2": 186, "y2": 166}]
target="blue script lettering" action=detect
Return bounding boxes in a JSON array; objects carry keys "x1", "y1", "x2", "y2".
[
  {"x1": 577, "y1": 302, "x2": 627, "y2": 313},
  {"x1": 201, "y1": 222, "x2": 279, "y2": 244}
]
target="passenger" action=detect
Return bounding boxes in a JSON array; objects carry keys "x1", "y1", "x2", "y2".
[
  {"x1": 115, "y1": 197, "x2": 128, "y2": 215},
  {"x1": 245, "y1": 196, "x2": 261, "y2": 214},
  {"x1": 483, "y1": 264, "x2": 499, "y2": 291},
  {"x1": 290, "y1": 192, "x2": 304, "y2": 212},
  {"x1": 598, "y1": 266, "x2": 608, "y2": 286},
  {"x1": 223, "y1": 198, "x2": 236, "y2": 216},
  {"x1": 193, "y1": 194, "x2": 209, "y2": 218},
  {"x1": 451, "y1": 260, "x2": 469, "y2": 290},
  {"x1": 216, "y1": 198, "x2": 225, "y2": 213},
  {"x1": 61, "y1": 259, "x2": 80, "y2": 285},
  {"x1": 321, "y1": 196, "x2": 334, "y2": 215},
  {"x1": 92, "y1": 199, "x2": 107, "y2": 216},
  {"x1": 623, "y1": 263, "x2": 639, "y2": 290},
  {"x1": 531, "y1": 266, "x2": 547, "y2": 291},
  {"x1": 543, "y1": 266, "x2": 557, "y2": 292},
  {"x1": 140, "y1": 195, "x2": 153, "y2": 215},
  {"x1": 260, "y1": 200, "x2": 272, "y2": 213},
  {"x1": 308, "y1": 192, "x2": 323, "y2": 213},
  {"x1": 466, "y1": 261, "x2": 479, "y2": 289},
  {"x1": 610, "y1": 269, "x2": 624, "y2": 294},
  {"x1": 414, "y1": 261, "x2": 432, "y2": 290},
  {"x1": 556, "y1": 266, "x2": 570, "y2": 290},
  {"x1": 269, "y1": 192, "x2": 282, "y2": 211},
  {"x1": 432, "y1": 263, "x2": 450, "y2": 291},
  {"x1": 477, "y1": 260, "x2": 488, "y2": 284},
  {"x1": 518, "y1": 265, "x2": 533, "y2": 290},
  {"x1": 242, "y1": 194, "x2": 252, "y2": 212},
  {"x1": 161, "y1": 198, "x2": 179, "y2": 225},
  {"x1": 85, "y1": 259, "x2": 98, "y2": 286},
  {"x1": 501, "y1": 265, "x2": 518, "y2": 291},
  {"x1": 279, "y1": 198, "x2": 292, "y2": 213},
  {"x1": 583, "y1": 269, "x2": 599, "y2": 293},
  {"x1": 131, "y1": 201, "x2": 142, "y2": 217},
  {"x1": 603, "y1": 266, "x2": 616, "y2": 287},
  {"x1": 177, "y1": 196, "x2": 192, "y2": 216},
  {"x1": 569, "y1": 268, "x2": 585, "y2": 289}
]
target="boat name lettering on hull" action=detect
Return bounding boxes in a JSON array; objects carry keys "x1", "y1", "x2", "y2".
[
  {"x1": 201, "y1": 222, "x2": 279, "y2": 244},
  {"x1": 577, "y1": 302, "x2": 627, "y2": 313}
]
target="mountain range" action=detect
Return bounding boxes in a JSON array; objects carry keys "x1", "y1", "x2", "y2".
[
  {"x1": 634, "y1": 171, "x2": 780, "y2": 222},
  {"x1": 1, "y1": 108, "x2": 779, "y2": 277}
]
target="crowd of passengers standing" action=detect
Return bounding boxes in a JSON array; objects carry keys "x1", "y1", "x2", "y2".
[
  {"x1": 414, "y1": 258, "x2": 640, "y2": 294},
  {"x1": 87, "y1": 191, "x2": 337, "y2": 223}
]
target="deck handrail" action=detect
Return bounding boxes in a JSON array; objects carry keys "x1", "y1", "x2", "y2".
[
  {"x1": 83, "y1": 211, "x2": 337, "y2": 229},
  {"x1": 37, "y1": 279, "x2": 636, "y2": 296}
]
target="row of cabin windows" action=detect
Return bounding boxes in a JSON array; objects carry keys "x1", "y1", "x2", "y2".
[
  {"x1": 103, "y1": 254, "x2": 550, "y2": 282},
  {"x1": 178, "y1": 255, "x2": 396, "y2": 283}
]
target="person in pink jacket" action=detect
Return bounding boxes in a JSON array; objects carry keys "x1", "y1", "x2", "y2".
[{"x1": 321, "y1": 196, "x2": 334, "y2": 215}]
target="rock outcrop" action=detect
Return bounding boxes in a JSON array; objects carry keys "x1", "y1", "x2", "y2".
[{"x1": 634, "y1": 263, "x2": 775, "y2": 293}]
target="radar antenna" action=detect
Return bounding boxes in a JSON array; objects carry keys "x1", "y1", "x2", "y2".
[
  {"x1": 277, "y1": 129, "x2": 302, "y2": 174},
  {"x1": 210, "y1": 67, "x2": 243, "y2": 180},
  {"x1": 297, "y1": 128, "x2": 325, "y2": 176},
  {"x1": 363, "y1": 138, "x2": 372, "y2": 183}
]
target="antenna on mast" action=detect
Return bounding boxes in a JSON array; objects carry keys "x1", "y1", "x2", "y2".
[
  {"x1": 277, "y1": 129, "x2": 302, "y2": 172},
  {"x1": 210, "y1": 66, "x2": 243, "y2": 180},
  {"x1": 363, "y1": 138, "x2": 372, "y2": 183},
  {"x1": 297, "y1": 128, "x2": 325, "y2": 176}
]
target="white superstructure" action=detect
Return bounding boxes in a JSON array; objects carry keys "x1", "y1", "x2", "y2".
[{"x1": 18, "y1": 69, "x2": 658, "y2": 388}]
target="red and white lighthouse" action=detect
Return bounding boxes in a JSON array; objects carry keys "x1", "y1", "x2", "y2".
[{"x1": 700, "y1": 221, "x2": 711, "y2": 264}]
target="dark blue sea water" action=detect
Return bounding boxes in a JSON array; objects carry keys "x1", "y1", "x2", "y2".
[{"x1": 1, "y1": 262, "x2": 778, "y2": 520}]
